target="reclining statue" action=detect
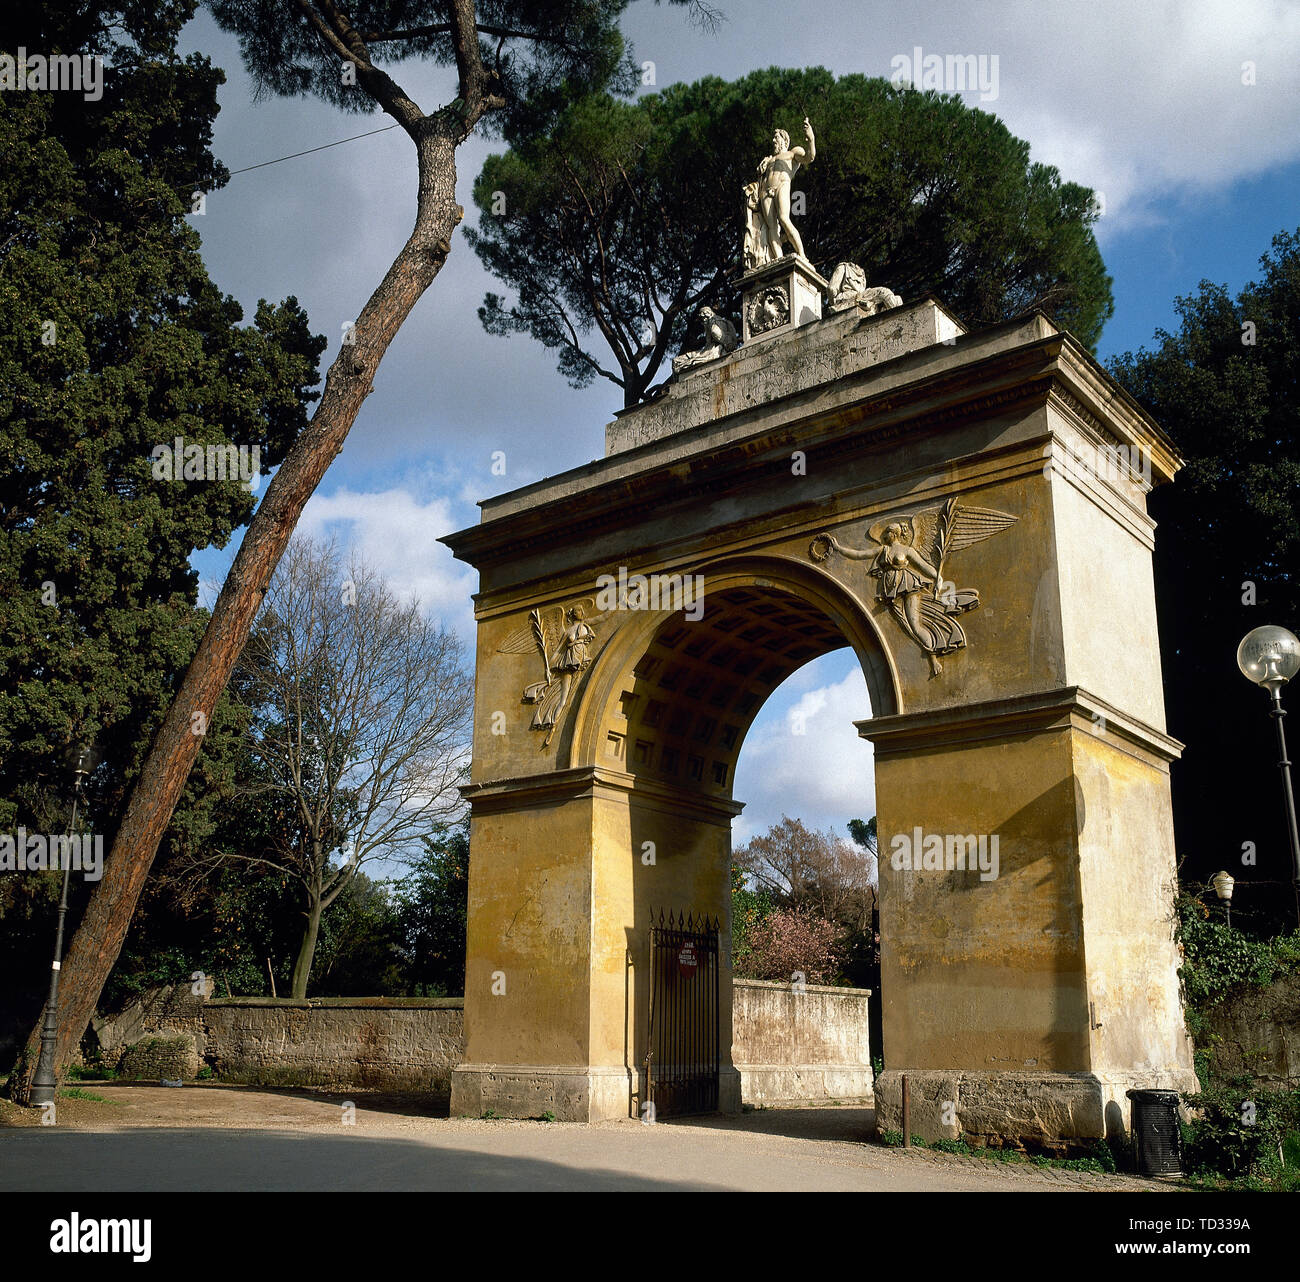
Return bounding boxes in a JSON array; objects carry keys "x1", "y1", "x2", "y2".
[
  {"x1": 672, "y1": 306, "x2": 740, "y2": 374},
  {"x1": 827, "y1": 261, "x2": 903, "y2": 314}
]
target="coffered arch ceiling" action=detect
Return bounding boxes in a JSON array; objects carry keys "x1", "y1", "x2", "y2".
[{"x1": 581, "y1": 569, "x2": 893, "y2": 803}]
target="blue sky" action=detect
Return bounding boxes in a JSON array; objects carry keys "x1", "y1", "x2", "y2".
[{"x1": 177, "y1": 0, "x2": 1300, "y2": 848}]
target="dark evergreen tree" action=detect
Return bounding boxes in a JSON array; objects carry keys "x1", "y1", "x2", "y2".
[
  {"x1": 0, "y1": 0, "x2": 323, "y2": 1080},
  {"x1": 1109, "y1": 229, "x2": 1300, "y2": 929},
  {"x1": 469, "y1": 68, "x2": 1113, "y2": 405}
]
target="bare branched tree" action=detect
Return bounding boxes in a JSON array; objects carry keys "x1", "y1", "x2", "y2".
[
  {"x1": 734, "y1": 815, "x2": 877, "y2": 932},
  {"x1": 182, "y1": 536, "x2": 472, "y2": 997}
]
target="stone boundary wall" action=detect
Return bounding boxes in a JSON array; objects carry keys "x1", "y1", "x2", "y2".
[
  {"x1": 93, "y1": 984, "x2": 875, "y2": 1106},
  {"x1": 1202, "y1": 972, "x2": 1300, "y2": 1089},
  {"x1": 89, "y1": 983, "x2": 207, "y2": 1064},
  {"x1": 202, "y1": 998, "x2": 464, "y2": 1097},
  {"x1": 731, "y1": 978, "x2": 874, "y2": 1104}
]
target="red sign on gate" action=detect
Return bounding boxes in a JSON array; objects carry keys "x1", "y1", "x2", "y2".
[{"x1": 677, "y1": 942, "x2": 699, "y2": 977}]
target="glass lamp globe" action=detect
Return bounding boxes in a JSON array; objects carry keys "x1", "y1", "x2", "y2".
[
  {"x1": 1237, "y1": 625, "x2": 1300, "y2": 694},
  {"x1": 62, "y1": 740, "x2": 102, "y2": 783},
  {"x1": 1210, "y1": 870, "x2": 1235, "y2": 902}
]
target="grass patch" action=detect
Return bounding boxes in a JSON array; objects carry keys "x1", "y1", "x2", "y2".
[
  {"x1": 58, "y1": 1087, "x2": 113, "y2": 1103},
  {"x1": 879, "y1": 1130, "x2": 928, "y2": 1149},
  {"x1": 1181, "y1": 1147, "x2": 1300, "y2": 1193},
  {"x1": 880, "y1": 1128, "x2": 1116, "y2": 1174}
]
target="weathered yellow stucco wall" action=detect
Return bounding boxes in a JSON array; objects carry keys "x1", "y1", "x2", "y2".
[
  {"x1": 875, "y1": 725, "x2": 1088, "y2": 1072},
  {"x1": 1071, "y1": 725, "x2": 1191, "y2": 1078},
  {"x1": 462, "y1": 802, "x2": 596, "y2": 1067}
]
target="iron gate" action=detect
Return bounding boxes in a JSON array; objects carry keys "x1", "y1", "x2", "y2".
[{"x1": 646, "y1": 909, "x2": 720, "y2": 1117}]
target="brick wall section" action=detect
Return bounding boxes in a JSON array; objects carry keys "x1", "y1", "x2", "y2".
[{"x1": 202, "y1": 998, "x2": 465, "y2": 1096}]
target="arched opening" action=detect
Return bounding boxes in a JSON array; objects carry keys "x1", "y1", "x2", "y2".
[
  {"x1": 610, "y1": 586, "x2": 857, "y2": 793},
  {"x1": 573, "y1": 565, "x2": 894, "y2": 1117},
  {"x1": 730, "y1": 650, "x2": 882, "y2": 1086},
  {"x1": 573, "y1": 558, "x2": 897, "y2": 773}
]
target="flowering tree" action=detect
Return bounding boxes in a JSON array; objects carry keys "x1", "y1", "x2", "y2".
[{"x1": 736, "y1": 907, "x2": 843, "y2": 987}]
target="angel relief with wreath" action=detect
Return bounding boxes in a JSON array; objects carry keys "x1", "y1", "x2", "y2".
[
  {"x1": 497, "y1": 599, "x2": 616, "y2": 747},
  {"x1": 809, "y1": 497, "x2": 1018, "y2": 677}
]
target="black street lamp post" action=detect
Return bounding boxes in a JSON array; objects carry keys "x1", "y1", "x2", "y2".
[
  {"x1": 29, "y1": 742, "x2": 99, "y2": 1108},
  {"x1": 1237, "y1": 625, "x2": 1300, "y2": 929}
]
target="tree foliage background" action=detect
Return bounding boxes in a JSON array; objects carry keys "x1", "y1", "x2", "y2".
[
  {"x1": 0, "y1": 0, "x2": 323, "y2": 1065},
  {"x1": 469, "y1": 66, "x2": 1113, "y2": 405},
  {"x1": 0, "y1": 0, "x2": 324, "y2": 835},
  {"x1": 1109, "y1": 228, "x2": 1300, "y2": 926},
  {"x1": 732, "y1": 816, "x2": 877, "y2": 988}
]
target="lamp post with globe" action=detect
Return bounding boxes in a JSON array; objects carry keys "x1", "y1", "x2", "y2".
[
  {"x1": 1236, "y1": 625, "x2": 1300, "y2": 928},
  {"x1": 30, "y1": 741, "x2": 101, "y2": 1108},
  {"x1": 1210, "y1": 870, "x2": 1235, "y2": 929}
]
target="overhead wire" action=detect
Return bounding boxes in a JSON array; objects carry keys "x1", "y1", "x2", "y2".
[{"x1": 183, "y1": 122, "x2": 402, "y2": 192}]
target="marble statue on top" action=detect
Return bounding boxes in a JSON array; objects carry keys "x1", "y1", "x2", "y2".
[{"x1": 743, "y1": 118, "x2": 816, "y2": 270}]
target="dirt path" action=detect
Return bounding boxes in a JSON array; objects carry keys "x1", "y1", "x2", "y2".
[{"x1": 0, "y1": 1083, "x2": 1171, "y2": 1192}]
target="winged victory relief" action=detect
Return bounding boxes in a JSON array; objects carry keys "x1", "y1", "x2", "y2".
[
  {"x1": 809, "y1": 496, "x2": 1018, "y2": 677},
  {"x1": 497, "y1": 599, "x2": 617, "y2": 747}
]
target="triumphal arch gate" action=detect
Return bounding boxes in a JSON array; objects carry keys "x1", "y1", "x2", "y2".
[{"x1": 443, "y1": 125, "x2": 1196, "y2": 1146}]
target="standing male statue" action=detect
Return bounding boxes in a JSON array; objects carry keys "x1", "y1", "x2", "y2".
[{"x1": 743, "y1": 118, "x2": 815, "y2": 268}]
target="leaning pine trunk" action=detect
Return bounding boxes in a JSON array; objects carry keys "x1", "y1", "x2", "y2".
[{"x1": 6, "y1": 123, "x2": 465, "y2": 1101}]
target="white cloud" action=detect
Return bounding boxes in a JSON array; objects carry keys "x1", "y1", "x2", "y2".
[
  {"x1": 297, "y1": 486, "x2": 478, "y2": 642},
  {"x1": 987, "y1": 0, "x2": 1300, "y2": 233},
  {"x1": 732, "y1": 659, "x2": 875, "y2": 844}
]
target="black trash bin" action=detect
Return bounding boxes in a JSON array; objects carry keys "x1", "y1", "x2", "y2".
[{"x1": 1127, "y1": 1088, "x2": 1183, "y2": 1176}]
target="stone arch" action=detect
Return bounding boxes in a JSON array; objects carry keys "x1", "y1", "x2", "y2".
[
  {"x1": 444, "y1": 298, "x2": 1197, "y2": 1142},
  {"x1": 568, "y1": 554, "x2": 899, "y2": 779}
]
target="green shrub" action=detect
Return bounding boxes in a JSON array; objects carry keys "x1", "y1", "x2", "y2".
[
  {"x1": 66, "y1": 1063, "x2": 116, "y2": 1081},
  {"x1": 1086, "y1": 1139, "x2": 1119, "y2": 1173},
  {"x1": 1182, "y1": 1077, "x2": 1300, "y2": 1180},
  {"x1": 931, "y1": 1138, "x2": 970, "y2": 1155},
  {"x1": 1176, "y1": 895, "x2": 1300, "y2": 1006}
]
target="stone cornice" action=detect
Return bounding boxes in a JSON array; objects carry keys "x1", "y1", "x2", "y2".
[
  {"x1": 1052, "y1": 332, "x2": 1182, "y2": 482},
  {"x1": 467, "y1": 441, "x2": 1050, "y2": 623},
  {"x1": 462, "y1": 764, "x2": 744, "y2": 821},
  {"x1": 442, "y1": 314, "x2": 1179, "y2": 578},
  {"x1": 858, "y1": 685, "x2": 1184, "y2": 765},
  {"x1": 445, "y1": 337, "x2": 1055, "y2": 570}
]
